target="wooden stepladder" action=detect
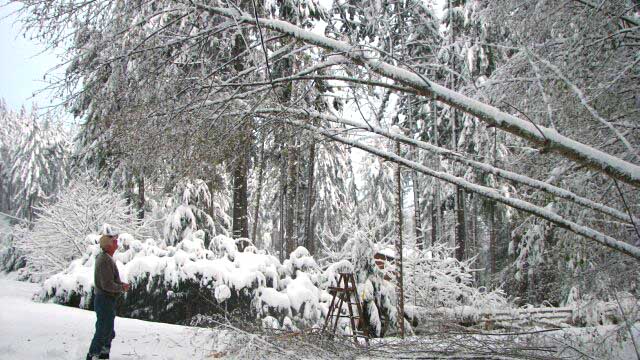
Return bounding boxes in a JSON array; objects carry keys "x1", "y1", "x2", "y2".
[{"x1": 322, "y1": 272, "x2": 369, "y2": 345}]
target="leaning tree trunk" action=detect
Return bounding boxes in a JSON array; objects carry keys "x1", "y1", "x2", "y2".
[{"x1": 202, "y1": 5, "x2": 640, "y2": 187}]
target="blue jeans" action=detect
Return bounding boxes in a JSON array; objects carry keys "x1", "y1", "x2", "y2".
[{"x1": 87, "y1": 292, "x2": 116, "y2": 358}]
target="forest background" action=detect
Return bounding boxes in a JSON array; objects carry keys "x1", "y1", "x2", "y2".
[{"x1": 0, "y1": 0, "x2": 639, "y2": 354}]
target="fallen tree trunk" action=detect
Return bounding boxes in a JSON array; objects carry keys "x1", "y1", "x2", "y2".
[
  {"x1": 409, "y1": 306, "x2": 574, "y2": 329},
  {"x1": 198, "y1": 4, "x2": 640, "y2": 188},
  {"x1": 274, "y1": 118, "x2": 640, "y2": 261},
  {"x1": 248, "y1": 107, "x2": 637, "y2": 226}
]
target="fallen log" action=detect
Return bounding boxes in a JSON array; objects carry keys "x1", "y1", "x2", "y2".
[{"x1": 407, "y1": 305, "x2": 574, "y2": 330}]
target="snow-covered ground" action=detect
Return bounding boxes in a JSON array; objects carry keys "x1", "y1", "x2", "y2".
[
  {"x1": 2, "y1": 271, "x2": 638, "y2": 360},
  {"x1": 0, "y1": 274, "x2": 221, "y2": 359}
]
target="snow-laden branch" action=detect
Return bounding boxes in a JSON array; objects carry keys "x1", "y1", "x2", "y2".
[
  {"x1": 525, "y1": 52, "x2": 555, "y2": 129},
  {"x1": 276, "y1": 118, "x2": 640, "y2": 261},
  {"x1": 573, "y1": 0, "x2": 640, "y2": 27},
  {"x1": 249, "y1": 107, "x2": 638, "y2": 226},
  {"x1": 197, "y1": 4, "x2": 640, "y2": 187},
  {"x1": 532, "y1": 53, "x2": 640, "y2": 161}
]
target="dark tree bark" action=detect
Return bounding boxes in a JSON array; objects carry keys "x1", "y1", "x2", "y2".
[
  {"x1": 27, "y1": 196, "x2": 33, "y2": 223},
  {"x1": 230, "y1": 30, "x2": 250, "y2": 240},
  {"x1": 455, "y1": 186, "x2": 466, "y2": 261},
  {"x1": 446, "y1": 0, "x2": 466, "y2": 262},
  {"x1": 395, "y1": 141, "x2": 405, "y2": 338},
  {"x1": 471, "y1": 195, "x2": 479, "y2": 282},
  {"x1": 124, "y1": 171, "x2": 134, "y2": 207},
  {"x1": 489, "y1": 127, "x2": 499, "y2": 285},
  {"x1": 304, "y1": 141, "x2": 316, "y2": 255},
  {"x1": 431, "y1": 196, "x2": 437, "y2": 246},
  {"x1": 285, "y1": 137, "x2": 298, "y2": 257},
  {"x1": 408, "y1": 96, "x2": 423, "y2": 250},
  {"x1": 295, "y1": 146, "x2": 303, "y2": 245},
  {"x1": 430, "y1": 93, "x2": 441, "y2": 247},
  {"x1": 279, "y1": 143, "x2": 287, "y2": 262},
  {"x1": 413, "y1": 170, "x2": 423, "y2": 250},
  {"x1": 137, "y1": 173, "x2": 145, "y2": 219},
  {"x1": 251, "y1": 138, "x2": 266, "y2": 245},
  {"x1": 232, "y1": 154, "x2": 249, "y2": 239},
  {"x1": 489, "y1": 201, "x2": 497, "y2": 284}
]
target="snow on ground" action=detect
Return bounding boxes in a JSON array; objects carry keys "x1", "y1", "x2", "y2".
[
  {"x1": 0, "y1": 275, "x2": 222, "y2": 360},
  {"x1": 2, "y1": 272, "x2": 638, "y2": 359}
]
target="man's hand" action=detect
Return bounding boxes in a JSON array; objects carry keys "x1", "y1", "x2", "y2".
[{"x1": 122, "y1": 283, "x2": 130, "y2": 292}]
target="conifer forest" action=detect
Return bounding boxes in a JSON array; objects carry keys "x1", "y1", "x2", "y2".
[{"x1": 1, "y1": 1, "x2": 639, "y2": 359}]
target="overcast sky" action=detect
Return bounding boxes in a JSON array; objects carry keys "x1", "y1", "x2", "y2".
[{"x1": 0, "y1": 3, "x2": 60, "y2": 112}]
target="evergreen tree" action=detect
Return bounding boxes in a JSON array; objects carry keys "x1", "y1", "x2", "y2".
[
  {"x1": 10, "y1": 109, "x2": 69, "y2": 221},
  {"x1": 0, "y1": 99, "x2": 22, "y2": 213},
  {"x1": 163, "y1": 179, "x2": 219, "y2": 247}
]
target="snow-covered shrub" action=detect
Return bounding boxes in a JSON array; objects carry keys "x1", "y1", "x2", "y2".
[
  {"x1": 404, "y1": 243, "x2": 509, "y2": 327},
  {"x1": 406, "y1": 244, "x2": 507, "y2": 308},
  {"x1": 254, "y1": 246, "x2": 327, "y2": 329},
  {"x1": 13, "y1": 174, "x2": 147, "y2": 278},
  {"x1": 39, "y1": 225, "x2": 504, "y2": 337},
  {"x1": 39, "y1": 234, "x2": 337, "y2": 330}
]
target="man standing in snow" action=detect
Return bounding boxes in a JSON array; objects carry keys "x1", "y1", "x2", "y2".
[{"x1": 86, "y1": 233, "x2": 130, "y2": 360}]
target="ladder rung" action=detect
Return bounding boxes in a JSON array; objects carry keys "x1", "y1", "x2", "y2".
[
  {"x1": 329, "y1": 314, "x2": 360, "y2": 319},
  {"x1": 329, "y1": 286, "x2": 356, "y2": 292}
]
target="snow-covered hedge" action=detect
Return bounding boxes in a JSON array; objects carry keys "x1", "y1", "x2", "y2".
[
  {"x1": 39, "y1": 232, "x2": 397, "y2": 333},
  {"x1": 39, "y1": 230, "x2": 509, "y2": 335}
]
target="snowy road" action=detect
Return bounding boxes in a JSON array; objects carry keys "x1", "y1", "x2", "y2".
[{"x1": 0, "y1": 277, "x2": 220, "y2": 360}]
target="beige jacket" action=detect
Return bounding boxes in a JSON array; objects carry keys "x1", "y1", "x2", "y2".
[{"x1": 94, "y1": 251, "x2": 124, "y2": 297}]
